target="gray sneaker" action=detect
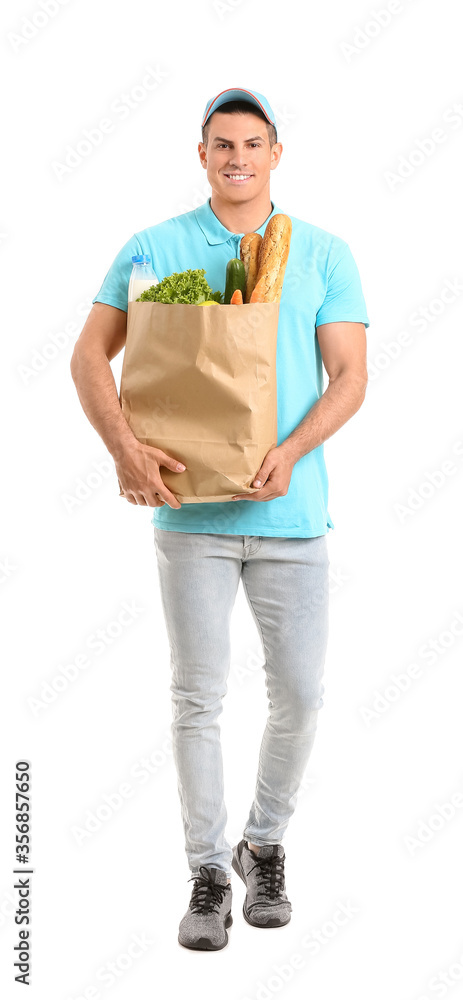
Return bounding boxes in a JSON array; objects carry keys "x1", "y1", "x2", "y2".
[
  {"x1": 232, "y1": 839, "x2": 292, "y2": 927},
  {"x1": 178, "y1": 866, "x2": 232, "y2": 950}
]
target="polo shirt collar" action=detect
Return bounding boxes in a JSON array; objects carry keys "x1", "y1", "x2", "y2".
[{"x1": 194, "y1": 197, "x2": 281, "y2": 245}]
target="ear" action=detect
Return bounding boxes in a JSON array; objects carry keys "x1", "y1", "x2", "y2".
[
  {"x1": 270, "y1": 142, "x2": 283, "y2": 170},
  {"x1": 198, "y1": 141, "x2": 207, "y2": 168}
]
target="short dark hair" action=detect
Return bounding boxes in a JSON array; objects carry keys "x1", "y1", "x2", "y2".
[{"x1": 201, "y1": 99, "x2": 277, "y2": 148}]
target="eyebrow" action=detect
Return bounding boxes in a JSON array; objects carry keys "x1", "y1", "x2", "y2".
[{"x1": 212, "y1": 136, "x2": 265, "y2": 143}]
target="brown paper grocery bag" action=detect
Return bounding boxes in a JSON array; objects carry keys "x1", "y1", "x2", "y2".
[{"x1": 117, "y1": 300, "x2": 279, "y2": 503}]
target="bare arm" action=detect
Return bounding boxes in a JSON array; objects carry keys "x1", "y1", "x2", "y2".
[
  {"x1": 70, "y1": 302, "x2": 135, "y2": 459},
  {"x1": 230, "y1": 320, "x2": 368, "y2": 501},
  {"x1": 280, "y1": 321, "x2": 368, "y2": 463},
  {"x1": 70, "y1": 302, "x2": 184, "y2": 507}
]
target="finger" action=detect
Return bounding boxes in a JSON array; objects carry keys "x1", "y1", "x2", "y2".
[
  {"x1": 132, "y1": 491, "x2": 152, "y2": 506},
  {"x1": 124, "y1": 492, "x2": 137, "y2": 505},
  {"x1": 162, "y1": 491, "x2": 182, "y2": 509},
  {"x1": 252, "y1": 465, "x2": 274, "y2": 487},
  {"x1": 232, "y1": 486, "x2": 277, "y2": 501},
  {"x1": 257, "y1": 484, "x2": 282, "y2": 500},
  {"x1": 231, "y1": 492, "x2": 262, "y2": 501},
  {"x1": 150, "y1": 476, "x2": 182, "y2": 508},
  {"x1": 125, "y1": 488, "x2": 174, "y2": 508},
  {"x1": 147, "y1": 488, "x2": 180, "y2": 509}
]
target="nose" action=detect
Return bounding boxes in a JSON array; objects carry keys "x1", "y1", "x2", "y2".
[{"x1": 228, "y1": 148, "x2": 248, "y2": 169}]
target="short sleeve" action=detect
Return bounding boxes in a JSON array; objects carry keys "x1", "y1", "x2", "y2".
[
  {"x1": 316, "y1": 242, "x2": 370, "y2": 329},
  {"x1": 92, "y1": 233, "x2": 143, "y2": 313}
]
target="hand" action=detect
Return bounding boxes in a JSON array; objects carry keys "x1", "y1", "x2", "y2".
[
  {"x1": 115, "y1": 441, "x2": 185, "y2": 508},
  {"x1": 231, "y1": 445, "x2": 295, "y2": 502}
]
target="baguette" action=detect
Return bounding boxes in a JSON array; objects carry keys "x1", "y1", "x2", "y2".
[
  {"x1": 240, "y1": 232, "x2": 262, "y2": 303},
  {"x1": 250, "y1": 214, "x2": 292, "y2": 303}
]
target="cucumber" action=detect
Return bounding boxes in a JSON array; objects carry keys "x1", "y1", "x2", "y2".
[{"x1": 224, "y1": 257, "x2": 246, "y2": 304}]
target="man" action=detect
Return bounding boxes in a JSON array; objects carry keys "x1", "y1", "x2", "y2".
[{"x1": 70, "y1": 87, "x2": 369, "y2": 952}]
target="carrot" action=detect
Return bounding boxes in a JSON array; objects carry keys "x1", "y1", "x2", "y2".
[{"x1": 230, "y1": 288, "x2": 243, "y2": 304}]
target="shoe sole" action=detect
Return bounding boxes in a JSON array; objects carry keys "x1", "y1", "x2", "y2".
[
  {"x1": 232, "y1": 849, "x2": 291, "y2": 928},
  {"x1": 178, "y1": 912, "x2": 233, "y2": 951}
]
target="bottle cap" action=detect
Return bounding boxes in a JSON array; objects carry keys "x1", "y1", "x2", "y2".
[{"x1": 131, "y1": 255, "x2": 151, "y2": 263}]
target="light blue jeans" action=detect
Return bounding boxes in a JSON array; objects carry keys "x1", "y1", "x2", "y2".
[{"x1": 153, "y1": 528, "x2": 330, "y2": 878}]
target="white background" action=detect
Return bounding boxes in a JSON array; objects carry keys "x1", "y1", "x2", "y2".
[{"x1": 2, "y1": 0, "x2": 463, "y2": 997}]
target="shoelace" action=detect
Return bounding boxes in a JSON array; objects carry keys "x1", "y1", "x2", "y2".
[
  {"x1": 246, "y1": 852, "x2": 286, "y2": 900},
  {"x1": 188, "y1": 866, "x2": 229, "y2": 914}
]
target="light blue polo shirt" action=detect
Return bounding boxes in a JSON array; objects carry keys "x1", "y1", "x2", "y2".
[{"x1": 92, "y1": 198, "x2": 369, "y2": 537}]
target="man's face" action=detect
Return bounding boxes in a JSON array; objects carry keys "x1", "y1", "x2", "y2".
[{"x1": 198, "y1": 111, "x2": 282, "y2": 203}]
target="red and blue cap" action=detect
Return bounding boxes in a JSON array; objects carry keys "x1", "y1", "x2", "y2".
[{"x1": 201, "y1": 87, "x2": 277, "y2": 140}]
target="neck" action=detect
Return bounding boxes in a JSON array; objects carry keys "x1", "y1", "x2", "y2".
[{"x1": 209, "y1": 188, "x2": 273, "y2": 235}]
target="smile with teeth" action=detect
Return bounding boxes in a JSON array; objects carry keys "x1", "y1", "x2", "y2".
[{"x1": 224, "y1": 173, "x2": 253, "y2": 182}]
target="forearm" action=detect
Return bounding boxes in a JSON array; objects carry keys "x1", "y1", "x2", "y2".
[
  {"x1": 280, "y1": 372, "x2": 367, "y2": 464},
  {"x1": 70, "y1": 347, "x2": 137, "y2": 461}
]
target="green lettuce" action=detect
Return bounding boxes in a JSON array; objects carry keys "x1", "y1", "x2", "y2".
[{"x1": 136, "y1": 268, "x2": 223, "y2": 304}]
